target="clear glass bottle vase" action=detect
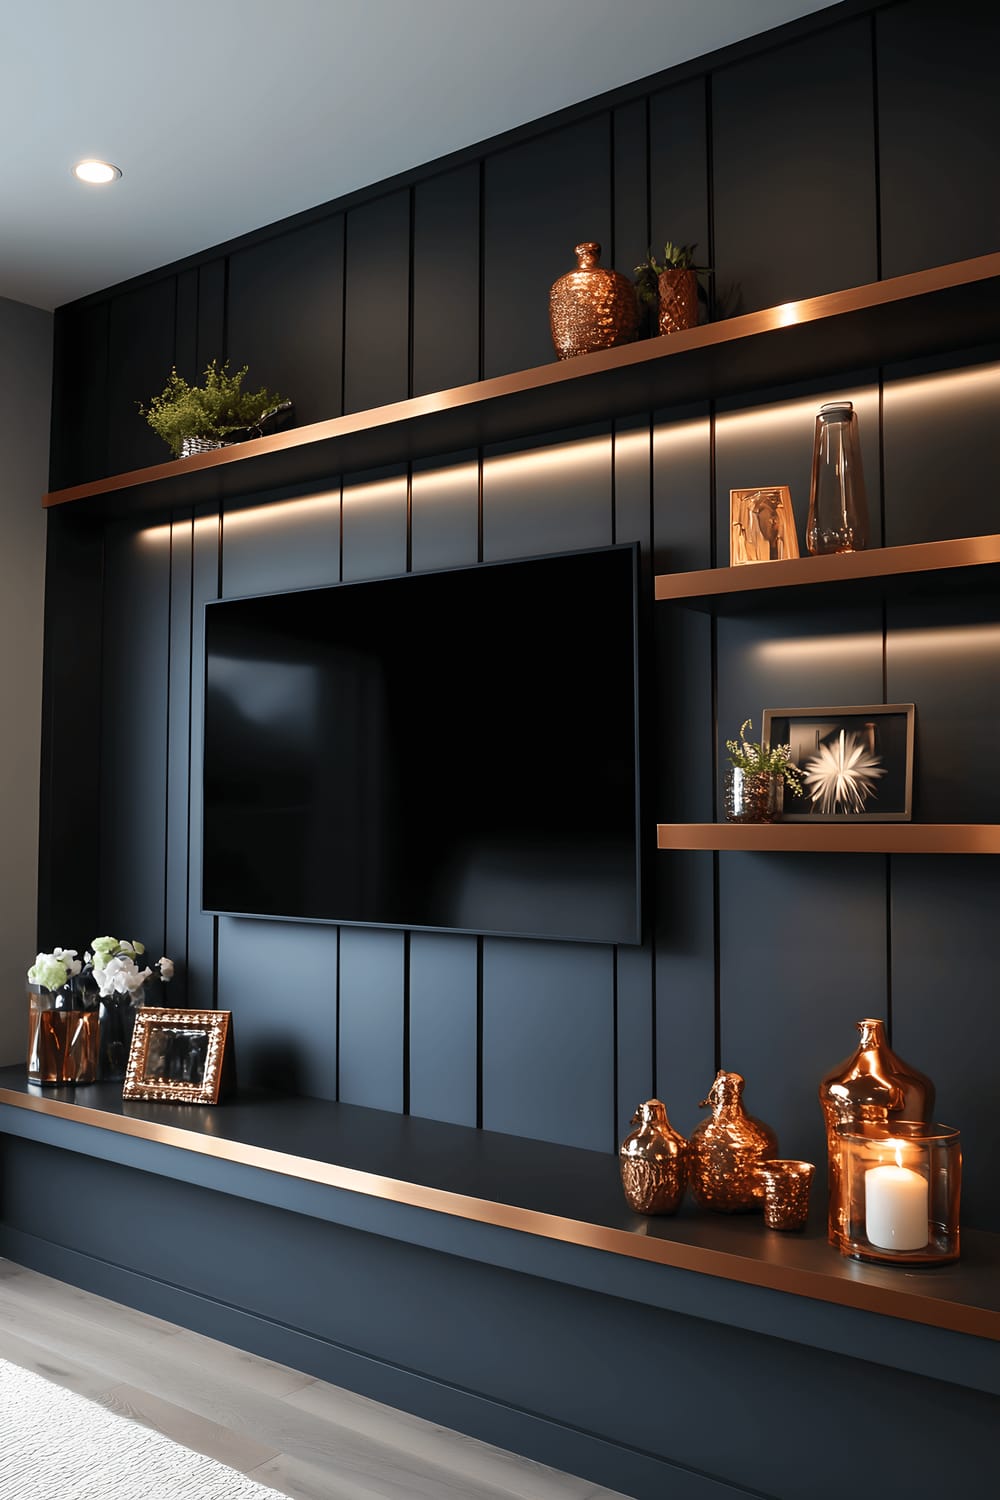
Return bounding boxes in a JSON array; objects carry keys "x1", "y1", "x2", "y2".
[{"x1": 806, "y1": 400, "x2": 870, "y2": 555}]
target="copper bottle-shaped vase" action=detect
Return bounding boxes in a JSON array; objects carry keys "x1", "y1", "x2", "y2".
[
  {"x1": 549, "y1": 242, "x2": 639, "y2": 360},
  {"x1": 819, "y1": 1017, "x2": 935, "y2": 1247},
  {"x1": 689, "y1": 1071, "x2": 778, "y2": 1213},
  {"x1": 619, "y1": 1099, "x2": 689, "y2": 1215}
]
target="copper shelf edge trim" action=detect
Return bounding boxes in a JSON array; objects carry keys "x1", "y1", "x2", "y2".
[
  {"x1": 42, "y1": 251, "x2": 1000, "y2": 511},
  {"x1": 0, "y1": 1086, "x2": 996, "y2": 1341},
  {"x1": 656, "y1": 824, "x2": 1000, "y2": 853},
  {"x1": 654, "y1": 533, "x2": 1000, "y2": 602}
]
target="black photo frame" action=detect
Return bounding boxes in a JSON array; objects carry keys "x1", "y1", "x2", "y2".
[{"x1": 762, "y1": 704, "x2": 915, "y2": 822}]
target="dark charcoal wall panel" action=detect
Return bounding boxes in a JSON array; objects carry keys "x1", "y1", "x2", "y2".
[
  {"x1": 338, "y1": 928, "x2": 405, "y2": 1111},
  {"x1": 107, "y1": 278, "x2": 177, "y2": 476},
  {"x1": 412, "y1": 166, "x2": 480, "y2": 395},
  {"x1": 196, "y1": 259, "x2": 227, "y2": 374},
  {"x1": 186, "y1": 508, "x2": 220, "y2": 1009},
  {"x1": 483, "y1": 116, "x2": 612, "y2": 379},
  {"x1": 341, "y1": 467, "x2": 408, "y2": 583},
  {"x1": 878, "y1": 0, "x2": 1000, "y2": 277},
  {"x1": 98, "y1": 517, "x2": 171, "y2": 951},
  {"x1": 217, "y1": 917, "x2": 338, "y2": 1099},
  {"x1": 648, "y1": 79, "x2": 709, "y2": 298},
  {"x1": 482, "y1": 940, "x2": 614, "y2": 1152},
  {"x1": 165, "y1": 514, "x2": 193, "y2": 1002},
  {"x1": 712, "y1": 17, "x2": 877, "y2": 313},
  {"x1": 885, "y1": 598, "x2": 1000, "y2": 825},
  {"x1": 221, "y1": 488, "x2": 342, "y2": 599},
  {"x1": 409, "y1": 931, "x2": 478, "y2": 1128},
  {"x1": 37, "y1": 510, "x2": 105, "y2": 944},
  {"x1": 481, "y1": 426, "x2": 613, "y2": 562},
  {"x1": 890, "y1": 857, "x2": 1000, "y2": 1232},
  {"x1": 882, "y1": 352, "x2": 1000, "y2": 547},
  {"x1": 49, "y1": 300, "x2": 108, "y2": 488},
  {"x1": 227, "y1": 217, "x2": 345, "y2": 428},
  {"x1": 175, "y1": 270, "x2": 198, "y2": 383},
  {"x1": 612, "y1": 99, "x2": 649, "y2": 287},
  {"x1": 410, "y1": 453, "x2": 479, "y2": 573},
  {"x1": 719, "y1": 852, "x2": 887, "y2": 1167},
  {"x1": 344, "y1": 193, "x2": 411, "y2": 414}
]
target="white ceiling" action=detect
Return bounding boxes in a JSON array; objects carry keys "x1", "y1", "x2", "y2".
[{"x1": 2, "y1": 0, "x2": 838, "y2": 312}]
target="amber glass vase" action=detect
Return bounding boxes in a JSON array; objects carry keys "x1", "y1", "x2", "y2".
[
  {"x1": 819, "y1": 1018, "x2": 935, "y2": 1247},
  {"x1": 27, "y1": 985, "x2": 99, "y2": 1086}
]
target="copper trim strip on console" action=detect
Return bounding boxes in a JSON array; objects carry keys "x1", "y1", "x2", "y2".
[
  {"x1": 657, "y1": 824, "x2": 1000, "y2": 853},
  {"x1": 1, "y1": 1086, "x2": 996, "y2": 1341}
]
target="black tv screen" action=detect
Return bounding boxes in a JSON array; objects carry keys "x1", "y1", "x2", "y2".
[{"x1": 203, "y1": 543, "x2": 641, "y2": 944}]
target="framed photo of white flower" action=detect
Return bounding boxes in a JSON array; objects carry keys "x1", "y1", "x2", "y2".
[
  {"x1": 123, "y1": 1010, "x2": 235, "y2": 1104},
  {"x1": 761, "y1": 705, "x2": 915, "y2": 821}
]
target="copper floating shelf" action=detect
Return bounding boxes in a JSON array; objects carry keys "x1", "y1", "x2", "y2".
[
  {"x1": 657, "y1": 823, "x2": 1000, "y2": 854},
  {"x1": 43, "y1": 251, "x2": 1000, "y2": 520},
  {"x1": 1, "y1": 1070, "x2": 998, "y2": 1342},
  {"x1": 654, "y1": 533, "x2": 1000, "y2": 613}
]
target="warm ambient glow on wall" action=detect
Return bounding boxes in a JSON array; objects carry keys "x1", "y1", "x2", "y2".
[
  {"x1": 482, "y1": 431, "x2": 612, "y2": 486},
  {"x1": 223, "y1": 490, "x2": 341, "y2": 534},
  {"x1": 884, "y1": 360, "x2": 1000, "y2": 407},
  {"x1": 754, "y1": 631, "x2": 882, "y2": 667},
  {"x1": 137, "y1": 522, "x2": 171, "y2": 547},
  {"x1": 714, "y1": 388, "x2": 877, "y2": 441}
]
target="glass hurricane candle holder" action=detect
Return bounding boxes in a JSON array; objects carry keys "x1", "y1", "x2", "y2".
[{"x1": 836, "y1": 1121, "x2": 961, "y2": 1265}]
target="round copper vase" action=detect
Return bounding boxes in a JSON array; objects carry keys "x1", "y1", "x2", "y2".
[
  {"x1": 656, "y1": 268, "x2": 699, "y2": 335},
  {"x1": 549, "y1": 242, "x2": 639, "y2": 360},
  {"x1": 620, "y1": 1099, "x2": 689, "y2": 1215},
  {"x1": 690, "y1": 1070, "x2": 778, "y2": 1213}
]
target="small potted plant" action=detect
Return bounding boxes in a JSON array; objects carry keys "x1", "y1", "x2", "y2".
[
  {"x1": 724, "y1": 719, "x2": 803, "y2": 823},
  {"x1": 139, "y1": 359, "x2": 291, "y2": 459},
  {"x1": 634, "y1": 241, "x2": 711, "y2": 336}
]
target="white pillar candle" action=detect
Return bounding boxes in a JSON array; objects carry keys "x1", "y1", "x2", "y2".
[{"x1": 865, "y1": 1144, "x2": 929, "y2": 1252}]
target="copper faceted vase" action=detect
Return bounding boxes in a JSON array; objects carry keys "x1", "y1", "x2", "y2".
[
  {"x1": 690, "y1": 1070, "x2": 778, "y2": 1212},
  {"x1": 549, "y1": 242, "x2": 639, "y2": 360},
  {"x1": 656, "y1": 268, "x2": 698, "y2": 335},
  {"x1": 620, "y1": 1099, "x2": 689, "y2": 1215}
]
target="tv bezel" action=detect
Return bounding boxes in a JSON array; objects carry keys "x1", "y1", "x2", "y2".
[{"x1": 201, "y1": 541, "x2": 643, "y2": 945}]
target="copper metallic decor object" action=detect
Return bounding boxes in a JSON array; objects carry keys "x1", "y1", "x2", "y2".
[
  {"x1": 123, "y1": 1009, "x2": 235, "y2": 1104},
  {"x1": 836, "y1": 1121, "x2": 961, "y2": 1265},
  {"x1": 657, "y1": 268, "x2": 699, "y2": 335},
  {"x1": 619, "y1": 1099, "x2": 689, "y2": 1215},
  {"x1": 690, "y1": 1071, "x2": 778, "y2": 1213},
  {"x1": 820, "y1": 1018, "x2": 934, "y2": 1248},
  {"x1": 758, "y1": 1160, "x2": 816, "y2": 1231},
  {"x1": 549, "y1": 242, "x2": 639, "y2": 360}
]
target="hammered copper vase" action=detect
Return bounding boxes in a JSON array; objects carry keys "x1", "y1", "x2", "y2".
[
  {"x1": 689, "y1": 1070, "x2": 778, "y2": 1213},
  {"x1": 819, "y1": 1018, "x2": 935, "y2": 1248},
  {"x1": 619, "y1": 1099, "x2": 690, "y2": 1215},
  {"x1": 657, "y1": 268, "x2": 699, "y2": 335},
  {"x1": 549, "y1": 242, "x2": 639, "y2": 360}
]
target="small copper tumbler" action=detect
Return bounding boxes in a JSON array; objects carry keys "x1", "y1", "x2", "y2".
[{"x1": 758, "y1": 1160, "x2": 815, "y2": 1231}]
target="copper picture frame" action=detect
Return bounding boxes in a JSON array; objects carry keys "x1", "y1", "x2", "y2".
[
  {"x1": 123, "y1": 1009, "x2": 235, "y2": 1104},
  {"x1": 730, "y1": 486, "x2": 800, "y2": 565},
  {"x1": 763, "y1": 704, "x2": 915, "y2": 822}
]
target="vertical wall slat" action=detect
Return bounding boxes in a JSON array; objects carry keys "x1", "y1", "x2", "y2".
[
  {"x1": 185, "y1": 506, "x2": 220, "y2": 1008},
  {"x1": 165, "y1": 513, "x2": 193, "y2": 999},
  {"x1": 106, "y1": 278, "x2": 178, "y2": 476},
  {"x1": 344, "y1": 193, "x2": 411, "y2": 414},
  {"x1": 412, "y1": 166, "x2": 480, "y2": 397}
]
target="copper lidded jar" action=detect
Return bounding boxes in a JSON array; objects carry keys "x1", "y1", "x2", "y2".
[
  {"x1": 689, "y1": 1070, "x2": 778, "y2": 1213},
  {"x1": 620, "y1": 1099, "x2": 689, "y2": 1215},
  {"x1": 819, "y1": 1018, "x2": 935, "y2": 1248},
  {"x1": 549, "y1": 242, "x2": 639, "y2": 360}
]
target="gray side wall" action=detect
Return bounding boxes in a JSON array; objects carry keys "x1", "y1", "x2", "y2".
[{"x1": 0, "y1": 298, "x2": 52, "y2": 1064}]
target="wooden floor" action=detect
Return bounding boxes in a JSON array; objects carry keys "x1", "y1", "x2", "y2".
[{"x1": 0, "y1": 1259, "x2": 627, "y2": 1500}]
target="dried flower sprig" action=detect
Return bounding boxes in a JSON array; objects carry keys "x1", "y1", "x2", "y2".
[{"x1": 725, "y1": 719, "x2": 803, "y2": 795}]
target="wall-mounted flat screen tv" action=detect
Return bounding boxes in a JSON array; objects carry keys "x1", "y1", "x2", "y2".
[{"x1": 203, "y1": 543, "x2": 641, "y2": 944}]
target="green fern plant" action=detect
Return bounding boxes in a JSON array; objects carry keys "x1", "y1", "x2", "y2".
[{"x1": 139, "y1": 360, "x2": 288, "y2": 458}]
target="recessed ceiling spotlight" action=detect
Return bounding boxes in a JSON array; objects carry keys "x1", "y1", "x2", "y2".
[{"x1": 72, "y1": 159, "x2": 122, "y2": 184}]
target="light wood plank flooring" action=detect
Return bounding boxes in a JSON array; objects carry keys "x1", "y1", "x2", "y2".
[{"x1": 0, "y1": 1260, "x2": 628, "y2": 1500}]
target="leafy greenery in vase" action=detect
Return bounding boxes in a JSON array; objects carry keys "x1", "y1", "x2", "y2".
[{"x1": 138, "y1": 360, "x2": 288, "y2": 458}]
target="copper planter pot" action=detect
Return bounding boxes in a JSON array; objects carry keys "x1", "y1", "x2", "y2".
[
  {"x1": 657, "y1": 268, "x2": 699, "y2": 335},
  {"x1": 549, "y1": 242, "x2": 639, "y2": 360}
]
